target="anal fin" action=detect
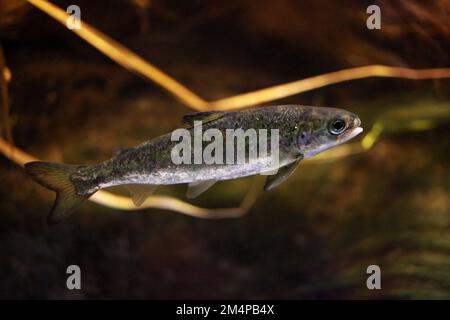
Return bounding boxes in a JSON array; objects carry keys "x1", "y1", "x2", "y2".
[{"x1": 126, "y1": 184, "x2": 157, "y2": 207}]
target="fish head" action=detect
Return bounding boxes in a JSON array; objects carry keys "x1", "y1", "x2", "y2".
[{"x1": 296, "y1": 107, "x2": 363, "y2": 159}]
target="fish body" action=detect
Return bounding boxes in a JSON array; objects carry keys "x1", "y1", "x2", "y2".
[{"x1": 25, "y1": 105, "x2": 363, "y2": 224}]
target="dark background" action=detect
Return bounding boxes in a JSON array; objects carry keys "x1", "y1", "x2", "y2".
[{"x1": 0, "y1": 0, "x2": 449, "y2": 299}]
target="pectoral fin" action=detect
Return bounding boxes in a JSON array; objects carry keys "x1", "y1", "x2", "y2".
[
  {"x1": 186, "y1": 180, "x2": 217, "y2": 199},
  {"x1": 126, "y1": 184, "x2": 157, "y2": 207},
  {"x1": 264, "y1": 156, "x2": 303, "y2": 191}
]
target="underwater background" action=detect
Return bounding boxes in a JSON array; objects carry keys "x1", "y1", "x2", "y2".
[{"x1": 0, "y1": 0, "x2": 449, "y2": 299}]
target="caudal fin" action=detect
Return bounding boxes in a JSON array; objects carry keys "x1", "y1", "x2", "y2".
[{"x1": 25, "y1": 161, "x2": 93, "y2": 225}]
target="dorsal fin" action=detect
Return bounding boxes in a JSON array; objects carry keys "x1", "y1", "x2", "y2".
[
  {"x1": 182, "y1": 111, "x2": 225, "y2": 126},
  {"x1": 115, "y1": 147, "x2": 132, "y2": 156}
]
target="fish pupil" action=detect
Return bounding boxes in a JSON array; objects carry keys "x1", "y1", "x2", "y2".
[{"x1": 329, "y1": 118, "x2": 346, "y2": 134}]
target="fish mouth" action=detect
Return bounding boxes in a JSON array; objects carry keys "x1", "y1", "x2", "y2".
[
  {"x1": 340, "y1": 117, "x2": 363, "y2": 143},
  {"x1": 351, "y1": 126, "x2": 363, "y2": 138},
  {"x1": 350, "y1": 116, "x2": 363, "y2": 137}
]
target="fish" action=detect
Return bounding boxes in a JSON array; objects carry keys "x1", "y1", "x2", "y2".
[{"x1": 25, "y1": 105, "x2": 363, "y2": 224}]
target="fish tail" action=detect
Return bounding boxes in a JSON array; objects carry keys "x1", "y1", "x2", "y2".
[{"x1": 25, "y1": 161, "x2": 94, "y2": 225}]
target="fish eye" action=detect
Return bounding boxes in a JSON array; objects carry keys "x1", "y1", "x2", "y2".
[{"x1": 328, "y1": 118, "x2": 347, "y2": 135}]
